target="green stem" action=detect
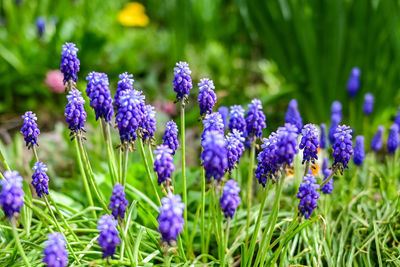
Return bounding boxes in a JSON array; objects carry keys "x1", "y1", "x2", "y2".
[
  {"x1": 222, "y1": 219, "x2": 230, "y2": 267},
  {"x1": 122, "y1": 148, "x2": 129, "y2": 187},
  {"x1": 319, "y1": 172, "x2": 335, "y2": 189},
  {"x1": 138, "y1": 138, "x2": 161, "y2": 205},
  {"x1": 216, "y1": 186, "x2": 224, "y2": 265},
  {"x1": 32, "y1": 146, "x2": 39, "y2": 162},
  {"x1": 245, "y1": 141, "x2": 256, "y2": 248},
  {"x1": 147, "y1": 143, "x2": 155, "y2": 166},
  {"x1": 119, "y1": 225, "x2": 135, "y2": 266},
  {"x1": 0, "y1": 147, "x2": 11, "y2": 171},
  {"x1": 200, "y1": 168, "x2": 206, "y2": 261},
  {"x1": 74, "y1": 138, "x2": 96, "y2": 219},
  {"x1": 180, "y1": 104, "x2": 188, "y2": 245},
  {"x1": 100, "y1": 119, "x2": 117, "y2": 185},
  {"x1": 10, "y1": 218, "x2": 31, "y2": 267}
]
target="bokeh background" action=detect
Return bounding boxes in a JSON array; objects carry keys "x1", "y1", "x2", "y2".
[{"x1": 1, "y1": 0, "x2": 400, "y2": 140}]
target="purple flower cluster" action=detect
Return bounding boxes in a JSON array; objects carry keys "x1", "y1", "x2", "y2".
[
  {"x1": 162, "y1": 121, "x2": 179, "y2": 155},
  {"x1": 225, "y1": 130, "x2": 245, "y2": 171},
  {"x1": 319, "y1": 123, "x2": 326, "y2": 149},
  {"x1": 329, "y1": 114, "x2": 341, "y2": 144},
  {"x1": 201, "y1": 130, "x2": 228, "y2": 182},
  {"x1": 347, "y1": 67, "x2": 361, "y2": 98},
  {"x1": 197, "y1": 78, "x2": 217, "y2": 116},
  {"x1": 115, "y1": 89, "x2": 146, "y2": 144},
  {"x1": 85, "y1": 72, "x2": 114, "y2": 122},
  {"x1": 229, "y1": 105, "x2": 246, "y2": 133},
  {"x1": 157, "y1": 193, "x2": 185, "y2": 244},
  {"x1": 60, "y1": 42, "x2": 80, "y2": 84},
  {"x1": 297, "y1": 174, "x2": 320, "y2": 219},
  {"x1": 0, "y1": 171, "x2": 25, "y2": 218},
  {"x1": 115, "y1": 72, "x2": 134, "y2": 108},
  {"x1": 332, "y1": 125, "x2": 354, "y2": 172},
  {"x1": 245, "y1": 99, "x2": 266, "y2": 141},
  {"x1": 32, "y1": 161, "x2": 49, "y2": 198},
  {"x1": 43, "y1": 232, "x2": 68, "y2": 267},
  {"x1": 387, "y1": 124, "x2": 399, "y2": 153},
  {"x1": 36, "y1": 17, "x2": 45, "y2": 38},
  {"x1": 320, "y1": 158, "x2": 333, "y2": 194},
  {"x1": 97, "y1": 214, "x2": 120, "y2": 258},
  {"x1": 21, "y1": 111, "x2": 40, "y2": 148},
  {"x1": 202, "y1": 112, "x2": 225, "y2": 140},
  {"x1": 285, "y1": 99, "x2": 303, "y2": 134},
  {"x1": 299, "y1": 124, "x2": 319, "y2": 164},
  {"x1": 220, "y1": 180, "x2": 241, "y2": 218},
  {"x1": 173, "y1": 62, "x2": 192, "y2": 103},
  {"x1": 218, "y1": 106, "x2": 229, "y2": 130},
  {"x1": 363, "y1": 93, "x2": 374, "y2": 115},
  {"x1": 154, "y1": 145, "x2": 175, "y2": 185},
  {"x1": 65, "y1": 89, "x2": 87, "y2": 134},
  {"x1": 371, "y1": 126, "x2": 384, "y2": 151},
  {"x1": 142, "y1": 104, "x2": 156, "y2": 141},
  {"x1": 353, "y1": 135, "x2": 365, "y2": 166},
  {"x1": 109, "y1": 183, "x2": 129, "y2": 220}
]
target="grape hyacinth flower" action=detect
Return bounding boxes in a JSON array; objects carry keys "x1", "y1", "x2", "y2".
[
  {"x1": 332, "y1": 125, "x2": 354, "y2": 173},
  {"x1": 31, "y1": 161, "x2": 49, "y2": 198},
  {"x1": 255, "y1": 133, "x2": 278, "y2": 186},
  {"x1": 60, "y1": 42, "x2": 80, "y2": 84},
  {"x1": 299, "y1": 124, "x2": 319, "y2": 164},
  {"x1": 85, "y1": 72, "x2": 114, "y2": 122},
  {"x1": 35, "y1": 17, "x2": 45, "y2": 37},
  {"x1": 320, "y1": 123, "x2": 326, "y2": 149},
  {"x1": 141, "y1": 104, "x2": 156, "y2": 142},
  {"x1": 21, "y1": 111, "x2": 40, "y2": 148},
  {"x1": 347, "y1": 67, "x2": 361, "y2": 98},
  {"x1": 0, "y1": 171, "x2": 25, "y2": 218},
  {"x1": 173, "y1": 62, "x2": 192, "y2": 103},
  {"x1": 245, "y1": 99, "x2": 267, "y2": 142},
  {"x1": 202, "y1": 112, "x2": 225, "y2": 140},
  {"x1": 43, "y1": 232, "x2": 68, "y2": 267},
  {"x1": 154, "y1": 145, "x2": 175, "y2": 185},
  {"x1": 225, "y1": 130, "x2": 245, "y2": 171},
  {"x1": 218, "y1": 106, "x2": 229, "y2": 130},
  {"x1": 320, "y1": 158, "x2": 333, "y2": 194},
  {"x1": 197, "y1": 78, "x2": 217, "y2": 116},
  {"x1": 387, "y1": 124, "x2": 399, "y2": 153},
  {"x1": 285, "y1": 99, "x2": 303, "y2": 134},
  {"x1": 158, "y1": 193, "x2": 185, "y2": 244},
  {"x1": 274, "y1": 123, "x2": 299, "y2": 167},
  {"x1": 115, "y1": 72, "x2": 134, "y2": 108},
  {"x1": 201, "y1": 130, "x2": 228, "y2": 182},
  {"x1": 97, "y1": 214, "x2": 120, "y2": 259},
  {"x1": 297, "y1": 174, "x2": 320, "y2": 219},
  {"x1": 109, "y1": 183, "x2": 129, "y2": 220},
  {"x1": 220, "y1": 180, "x2": 241, "y2": 218},
  {"x1": 329, "y1": 114, "x2": 341, "y2": 144},
  {"x1": 371, "y1": 126, "x2": 384, "y2": 151},
  {"x1": 353, "y1": 136, "x2": 365, "y2": 166},
  {"x1": 363, "y1": 93, "x2": 374, "y2": 115},
  {"x1": 331, "y1": 101, "x2": 343, "y2": 121},
  {"x1": 115, "y1": 89, "x2": 146, "y2": 145},
  {"x1": 65, "y1": 89, "x2": 87, "y2": 135},
  {"x1": 229, "y1": 105, "x2": 246, "y2": 133},
  {"x1": 162, "y1": 121, "x2": 179, "y2": 155}
]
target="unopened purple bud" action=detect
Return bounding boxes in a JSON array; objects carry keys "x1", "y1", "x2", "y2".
[
  {"x1": 363, "y1": 93, "x2": 374, "y2": 115},
  {"x1": 197, "y1": 78, "x2": 217, "y2": 116},
  {"x1": 109, "y1": 183, "x2": 129, "y2": 220},
  {"x1": 154, "y1": 145, "x2": 175, "y2": 185},
  {"x1": 32, "y1": 161, "x2": 49, "y2": 198},
  {"x1": 299, "y1": 124, "x2": 319, "y2": 164},
  {"x1": 371, "y1": 126, "x2": 384, "y2": 151},
  {"x1": 229, "y1": 105, "x2": 246, "y2": 133},
  {"x1": 387, "y1": 124, "x2": 399, "y2": 153},
  {"x1": 245, "y1": 99, "x2": 267, "y2": 141},
  {"x1": 21, "y1": 111, "x2": 40, "y2": 148},
  {"x1": 162, "y1": 121, "x2": 179, "y2": 155},
  {"x1": 331, "y1": 101, "x2": 342, "y2": 121},
  {"x1": 115, "y1": 72, "x2": 134, "y2": 109},
  {"x1": 86, "y1": 72, "x2": 114, "y2": 122},
  {"x1": 142, "y1": 104, "x2": 157, "y2": 141},
  {"x1": 353, "y1": 135, "x2": 365, "y2": 166},
  {"x1": 320, "y1": 158, "x2": 333, "y2": 194},
  {"x1": 35, "y1": 17, "x2": 45, "y2": 37},
  {"x1": 65, "y1": 89, "x2": 87, "y2": 134},
  {"x1": 225, "y1": 130, "x2": 245, "y2": 171},
  {"x1": 320, "y1": 123, "x2": 326, "y2": 149},
  {"x1": 347, "y1": 67, "x2": 361, "y2": 98},
  {"x1": 285, "y1": 99, "x2": 303, "y2": 134},
  {"x1": 173, "y1": 62, "x2": 192, "y2": 103},
  {"x1": 218, "y1": 106, "x2": 229, "y2": 130},
  {"x1": 332, "y1": 125, "x2": 353, "y2": 172}
]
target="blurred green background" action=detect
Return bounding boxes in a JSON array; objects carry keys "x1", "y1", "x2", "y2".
[{"x1": 1, "y1": 0, "x2": 400, "y2": 134}]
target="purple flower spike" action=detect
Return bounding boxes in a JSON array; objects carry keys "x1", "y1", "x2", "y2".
[
  {"x1": 173, "y1": 62, "x2": 192, "y2": 103},
  {"x1": 387, "y1": 124, "x2": 399, "y2": 153},
  {"x1": 255, "y1": 133, "x2": 278, "y2": 186},
  {"x1": 115, "y1": 72, "x2": 134, "y2": 109},
  {"x1": 320, "y1": 158, "x2": 333, "y2": 194},
  {"x1": 197, "y1": 78, "x2": 217, "y2": 116},
  {"x1": 158, "y1": 193, "x2": 185, "y2": 244},
  {"x1": 154, "y1": 145, "x2": 175, "y2": 185},
  {"x1": 32, "y1": 161, "x2": 49, "y2": 198},
  {"x1": 226, "y1": 130, "x2": 245, "y2": 171},
  {"x1": 245, "y1": 99, "x2": 267, "y2": 141},
  {"x1": 347, "y1": 67, "x2": 361, "y2": 98},
  {"x1": 371, "y1": 126, "x2": 384, "y2": 151},
  {"x1": 109, "y1": 183, "x2": 129, "y2": 220},
  {"x1": 60, "y1": 42, "x2": 80, "y2": 84},
  {"x1": 285, "y1": 99, "x2": 303, "y2": 134},
  {"x1": 320, "y1": 123, "x2": 326, "y2": 149},
  {"x1": 85, "y1": 72, "x2": 114, "y2": 122},
  {"x1": 115, "y1": 89, "x2": 146, "y2": 145},
  {"x1": 65, "y1": 89, "x2": 87, "y2": 134},
  {"x1": 0, "y1": 171, "x2": 25, "y2": 218},
  {"x1": 202, "y1": 112, "x2": 225, "y2": 140},
  {"x1": 162, "y1": 121, "x2": 179, "y2": 155},
  {"x1": 353, "y1": 136, "x2": 365, "y2": 166},
  {"x1": 363, "y1": 93, "x2": 374, "y2": 115},
  {"x1": 297, "y1": 174, "x2": 320, "y2": 219},
  {"x1": 142, "y1": 104, "x2": 157, "y2": 142},
  {"x1": 299, "y1": 124, "x2": 319, "y2": 164},
  {"x1": 21, "y1": 111, "x2": 40, "y2": 149},
  {"x1": 36, "y1": 17, "x2": 45, "y2": 37},
  {"x1": 218, "y1": 106, "x2": 229, "y2": 130},
  {"x1": 331, "y1": 101, "x2": 343, "y2": 121},
  {"x1": 43, "y1": 232, "x2": 68, "y2": 267},
  {"x1": 229, "y1": 105, "x2": 246, "y2": 133},
  {"x1": 97, "y1": 214, "x2": 120, "y2": 259},
  {"x1": 201, "y1": 130, "x2": 228, "y2": 182},
  {"x1": 220, "y1": 180, "x2": 241, "y2": 218},
  {"x1": 332, "y1": 125, "x2": 354, "y2": 172},
  {"x1": 329, "y1": 114, "x2": 342, "y2": 144}
]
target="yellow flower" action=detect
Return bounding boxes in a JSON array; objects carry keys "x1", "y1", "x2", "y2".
[{"x1": 118, "y1": 2, "x2": 149, "y2": 27}]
